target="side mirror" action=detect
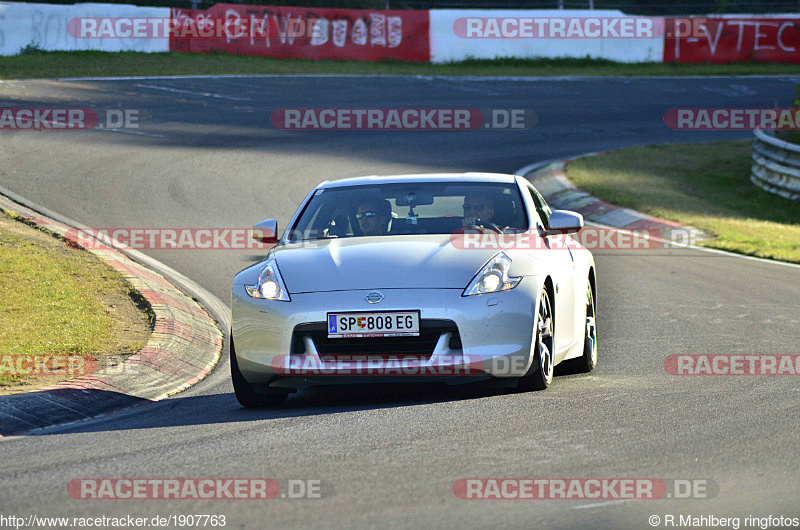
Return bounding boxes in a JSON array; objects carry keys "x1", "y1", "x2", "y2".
[
  {"x1": 252, "y1": 219, "x2": 278, "y2": 244},
  {"x1": 545, "y1": 210, "x2": 583, "y2": 235}
]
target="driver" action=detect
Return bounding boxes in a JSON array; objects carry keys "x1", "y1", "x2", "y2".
[
  {"x1": 356, "y1": 199, "x2": 392, "y2": 236},
  {"x1": 462, "y1": 194, "x2": 501, "y2": 230}
]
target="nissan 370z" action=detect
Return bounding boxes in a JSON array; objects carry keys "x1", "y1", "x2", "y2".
[{"x1": 230, "y1": 173, "x2": 597, "y2": 407}]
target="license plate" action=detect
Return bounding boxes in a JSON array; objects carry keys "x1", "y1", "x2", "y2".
[{"x1": 327, "y1": 311, "x2": 420, "y2": 338}]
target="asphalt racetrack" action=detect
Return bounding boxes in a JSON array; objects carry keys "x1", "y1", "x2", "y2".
[{"x1": 1, "y1": 75, "x2": 799, "y2": 528}]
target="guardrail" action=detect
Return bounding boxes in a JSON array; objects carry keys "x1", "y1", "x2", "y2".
[{"x1": 751, "y1": 128, "x2": 800, "y2": 201}]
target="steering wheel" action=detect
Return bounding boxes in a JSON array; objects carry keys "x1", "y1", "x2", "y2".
[
  {"x1": 454, "y1": 223, "x2": 504, "y2": 237},
  {"x1": 466, "y1": 220, "x2": 503, "y2": 233}
]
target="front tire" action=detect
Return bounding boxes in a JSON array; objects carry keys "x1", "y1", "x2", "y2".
[
  {"x1": 230, "y1": 333, "x2": 288, "y2": 408},
  {"x1": 517, "y1": 288, "x2": 554, "y2": 391}
]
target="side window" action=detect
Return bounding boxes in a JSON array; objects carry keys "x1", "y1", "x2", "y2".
[{"x1": 527, "y1": 187, "x2": 551, "y2": 230}]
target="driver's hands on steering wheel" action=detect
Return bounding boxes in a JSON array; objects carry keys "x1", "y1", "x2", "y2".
[{"x1": 462, "y1": 216, "x2": 503, "y2": 233}]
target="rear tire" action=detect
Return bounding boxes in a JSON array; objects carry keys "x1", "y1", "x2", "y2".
[
  {"x1": 560, "y1": 279, "x2": 598, "y2": 374},
  {"x1": 230, "y1": 333, "x2": 288, "y2": 408},
  {"x1": 517, "y1": 288, "x2": 554, "y2": 392},
  {"x1": 564, "y1": 279, "x2": 598, "y2": 374}
]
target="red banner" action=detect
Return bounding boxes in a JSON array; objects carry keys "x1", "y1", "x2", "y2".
[
  {"x1": 169, "y1": 4, "x2": 429, "y2": 62},
  {"x1": 664, "y1": 17, "x2": 800, "y2": 63}
]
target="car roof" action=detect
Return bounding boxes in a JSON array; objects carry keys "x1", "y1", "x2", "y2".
[{"x1": 319, "y1": 172, "x2": 520, "y2": 188}]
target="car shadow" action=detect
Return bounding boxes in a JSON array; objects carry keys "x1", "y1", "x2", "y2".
[
  {"x1": 8, "y1": 358, "x2": 584, "y2": 436},
  {"x1": 37, "y1": 380, "x2": 522, "y2": 435}
]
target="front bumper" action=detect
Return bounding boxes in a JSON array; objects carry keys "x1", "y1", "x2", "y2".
[{"x1": 231, "y1": 281, "x2": 540, "y2": 390}]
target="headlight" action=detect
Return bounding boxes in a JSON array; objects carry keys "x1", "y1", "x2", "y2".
[
  {"x1": 462, "y1": 252, "x2": 521, "y2": 297},
  {"x1": 245, "y1": 258, "x2": 291, "y2": 301}
]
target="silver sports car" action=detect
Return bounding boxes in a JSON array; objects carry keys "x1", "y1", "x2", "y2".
[{"x1": 230, "y1": 173, "x2": 597, "y2": 407}]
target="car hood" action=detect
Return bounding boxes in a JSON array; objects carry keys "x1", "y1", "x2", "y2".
[{"x1": 273, "y1": 235, "x2": 501, "y2": 293}]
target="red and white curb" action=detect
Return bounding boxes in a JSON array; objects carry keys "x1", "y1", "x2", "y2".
[
  {"x1": 522, "y1": 156, "x2": 710, "y2": 245},
  {"x1": 0, "y1": 194, "x2": 223, "y2": 436},
  {"x1": 521, "y1": 156, "x2": 800, "y2": 270}
]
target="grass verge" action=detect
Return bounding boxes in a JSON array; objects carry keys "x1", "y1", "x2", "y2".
[
  {"x1": 2, "y1": 51, "x2": 800, "y2": 79},
  {"x1": 776, "y1": 129, "x2": 800, "y2": 145},
  {"x1": 565, "y1": 140, "x2": 800, "y2": 264},
  {"x1": 0, "y1": 210, "x2": 153, "y2": 393}
]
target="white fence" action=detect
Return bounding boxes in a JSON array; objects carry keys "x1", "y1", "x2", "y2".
[
  {"x1": 0, "y1": 2, "x2": 170, "y2": 56},
  {"x1": 429, "y1": 10, "x2": 664, "y2": 63}
]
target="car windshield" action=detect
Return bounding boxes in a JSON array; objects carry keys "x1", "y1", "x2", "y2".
[{"x1": 287, "y1": 182, "x2": 529, "y2": 241}]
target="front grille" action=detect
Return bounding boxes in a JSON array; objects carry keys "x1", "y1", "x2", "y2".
[{"x1": 292, "y1": 320, "x2": 460, "y2": 361}]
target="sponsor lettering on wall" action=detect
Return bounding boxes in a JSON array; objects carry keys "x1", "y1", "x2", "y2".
[
  {"x1": 664, "y1": 17, "x2": 800, "y2": 63},
  {"x1": 169, "y1": 4, "x2": 430, "y2": 62}
]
